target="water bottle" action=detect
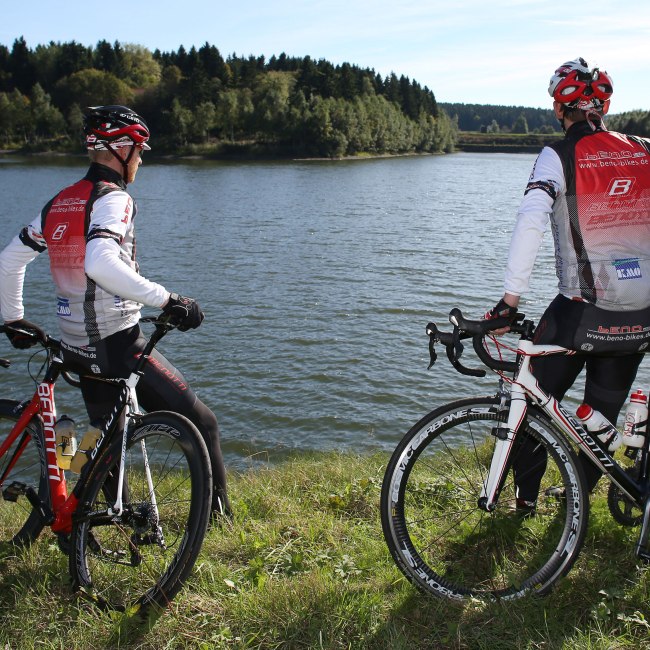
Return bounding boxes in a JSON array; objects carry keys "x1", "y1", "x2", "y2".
[
  {"x1": 55, "y1": 415, "x2": 78, "y2": 470},
  {"x1": 623, "y1": 389, "x2": 649, "y2": 448},
  {"x1": 575, "y1": 404, "x2": 623, "y2": 452},
  {"x1": 69, "y1": 423, "x2": 102, "y2": 473}
]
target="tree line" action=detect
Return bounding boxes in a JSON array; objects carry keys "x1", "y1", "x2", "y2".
[
  {"x1": 606, "y1": 110, "x2": 650, "y2": 138},
  {"x1": 441, "y1": 103, "x2": 558, "y2": 134},
  {"x1": 442, "y1": 102, "x2": 650, "y2": 138},
  {"x1": 4, "y1": 37, "x2": 647, "y2": 156},
  {"x1": 0, "y1": 37, "x2": 456, "y2": 157}
]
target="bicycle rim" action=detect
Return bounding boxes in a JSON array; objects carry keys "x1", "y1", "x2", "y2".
[
  {"x1": 0, "y1": 399, "x2": 47, "y2": 547},
  {"x1": 70, "y1": 412, "x2": 212, "y2": 612},
  {"x1": 381, "y1": 397, "x2": 588, "y2": 600}
]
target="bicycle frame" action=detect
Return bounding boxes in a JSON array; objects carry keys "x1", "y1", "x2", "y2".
[
  {"x1": 480, "y1": 337, "x2": 650, "y2": 557},
  {"x1": 1, "y1": 318, "x2": 170, "y2": 536}
]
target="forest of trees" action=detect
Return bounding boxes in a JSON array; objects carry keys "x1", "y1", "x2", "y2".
[
  {"x1": 2, "y1": 37, "x2": 649, "y2": 158},
  {"x1": 440, "y1": 103, "x2": 558, "y2": 134},
  {"x1": 0, "y1": 37, "x2": 457, "y2": 157},
  {"x1": 606, "y1": 110, "x2": 650, "y2": 137},
  {"x1": 442, "y1": 102, "x2": 650, "y2": 138}
]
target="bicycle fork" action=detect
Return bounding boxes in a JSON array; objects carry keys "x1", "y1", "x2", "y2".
[
  {"x1": 478, "y1": 382, "x2": 528, "y2": 511},
  {"x1": 108, "y1": 375, "x2": 165, "y2": 547}
]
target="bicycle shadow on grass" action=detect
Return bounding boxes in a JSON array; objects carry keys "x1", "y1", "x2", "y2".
[
  {"x1": 372, "y1": 524, "x2": 650, "y2": 649},
  {"x1": 0, "y1": 539, "x2": 164, "y2": 646},
  {"x1": 101, "y1": 603, "x2": 165, "y2": 647}
]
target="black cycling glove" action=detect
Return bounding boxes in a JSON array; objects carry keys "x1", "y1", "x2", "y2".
[
  {"x1": 162, "y1": 293, "x2": 205, "y2": 331},
  {"x1": 485, "y1": 298, "x2": 518, "y2": 323},
  {"x1": 4, "y1": 319, "x2": 44, "y2": 349}
]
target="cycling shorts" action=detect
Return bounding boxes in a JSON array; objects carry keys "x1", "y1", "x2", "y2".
[{"x1": 534, "y1": 295, "x2": 650, "y2": 355}]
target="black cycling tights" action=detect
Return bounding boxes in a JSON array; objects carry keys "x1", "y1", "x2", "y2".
[
  {"x1": 61, "y1": 325, "x2": 231, "y2": 515},
  {"x1": 514, "y1": 297, "x2": 644, "y2": 498}
]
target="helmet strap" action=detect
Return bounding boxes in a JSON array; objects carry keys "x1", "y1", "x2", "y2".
[
  {"x1": 585, "y1": 107, "x2": 607, "y2": 132},
  {"x1": 103, "y1": 142, "x2": 131, "y2": 181},
  {"x1": 556, "y1": 105, "x2": 568, "y2": 133}
]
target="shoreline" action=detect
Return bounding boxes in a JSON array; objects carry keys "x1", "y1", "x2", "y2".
[{"x1": 0, "y1": 147, "x2": 542, "y2": 162}]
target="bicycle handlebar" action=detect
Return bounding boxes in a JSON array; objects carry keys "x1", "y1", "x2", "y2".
[
  {"x1": 426, "y1": 308, "x2": 535, "y2": 377},
  {"x1": 1, "y1": 314, "x2": 185, "y2": 384}
]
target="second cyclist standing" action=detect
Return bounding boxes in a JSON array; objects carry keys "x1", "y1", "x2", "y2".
[
  {"x1": 486, "y1": 58, "x2": 650, "y2": 511},
  {"x1": 0, "y1": 105, "x2": 231, "y2": 521}
]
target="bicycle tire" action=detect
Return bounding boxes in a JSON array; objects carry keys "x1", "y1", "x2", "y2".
[
  {"x1": 0, "y1": 399, "x2": 47, "y2": 547},
  {"x1": 381, "y1": 396, "x2": 589, "y2": 600},
  {"x1": 69, "y1": 411, "x2": 212, "y2": 612}
]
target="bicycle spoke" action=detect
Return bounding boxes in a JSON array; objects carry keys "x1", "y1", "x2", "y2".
[{"x1": 71, "y1": 415, "x2": 211, "y2": 612}]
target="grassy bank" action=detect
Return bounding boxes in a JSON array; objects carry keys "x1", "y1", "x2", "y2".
[{"x1": 1, "y1": 452, "x2": 650, "y2": 649}]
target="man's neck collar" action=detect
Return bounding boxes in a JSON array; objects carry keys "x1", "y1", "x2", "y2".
[{"x1": 86, "y1": 163, "x2": 127, "y2": 189}]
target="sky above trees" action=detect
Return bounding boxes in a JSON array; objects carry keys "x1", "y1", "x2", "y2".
[{"x1": 2, "y1": 0, "x2": 650, "y2": 113}]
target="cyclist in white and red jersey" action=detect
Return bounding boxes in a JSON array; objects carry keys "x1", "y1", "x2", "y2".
[
  {"x1": 0, "y1": 105, "x2": 231, "y2": 521},
  {"x1": 486, "y1": 58, "x2": 650, "y2": 510}
]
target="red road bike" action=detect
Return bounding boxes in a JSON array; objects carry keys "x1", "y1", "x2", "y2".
[{"x1": 0, "y1": 317, "x2": 212, "y2": 612}]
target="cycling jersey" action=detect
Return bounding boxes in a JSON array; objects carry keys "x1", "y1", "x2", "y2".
[
  {"x1": 0, "y1": 164, "x2": 169, "y2": 346},
  {"x1": 504, "y1": 122, "x2": 650, "y2": 310}
]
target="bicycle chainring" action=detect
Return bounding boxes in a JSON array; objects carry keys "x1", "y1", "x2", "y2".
[{"x1": 607, "y1": 465, "x2": 643, "y2": 526}]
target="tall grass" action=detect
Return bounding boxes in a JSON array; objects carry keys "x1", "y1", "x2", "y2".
[{"x1": 1, "y1": 452, "x2": 650, "y2": 649}]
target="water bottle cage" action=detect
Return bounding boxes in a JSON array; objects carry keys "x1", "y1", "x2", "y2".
[
  {"x1": 624, "y1": 418, "x2": 648, "y2": 440},
  {"x1": 598, "y1": 428, "x2": 620, "y2": 448}
]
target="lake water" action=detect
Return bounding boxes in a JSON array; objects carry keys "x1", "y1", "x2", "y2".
[{"x1": 1, "y1": 152, "x2": 649, "y2": 469}]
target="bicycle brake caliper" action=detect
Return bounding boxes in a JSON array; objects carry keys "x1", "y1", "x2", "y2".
[
  {"x1": 491, "y1": 379, "x2": 511, "y2": 441},
  {"x1": 480, "y1": 380, "x2": 521, "y2": 511}
]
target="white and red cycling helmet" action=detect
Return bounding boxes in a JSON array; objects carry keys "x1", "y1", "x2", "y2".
[
  {"x1": 83, "y1": 105, "x2": 151, "y2": 181},
  {"x1": 548, "y1": 57, "x2": 613, "y2": 112},
  {"x1": 83, "y1": 105, "x2": 151, "y2": 151}
]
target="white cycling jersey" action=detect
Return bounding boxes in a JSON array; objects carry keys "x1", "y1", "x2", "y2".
[{"x1": 505, "y1": 122, "x2": 650, "y2": 310}]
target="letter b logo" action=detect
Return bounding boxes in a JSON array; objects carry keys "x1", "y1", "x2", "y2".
[
  {"x1": 608, "y1": 178, "x2": 635, "y2": 196},
  {"x1": 51, "y1": 223, "x2": 68, "y2": 240}
]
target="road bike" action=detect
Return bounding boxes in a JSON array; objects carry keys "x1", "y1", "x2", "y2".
[
  {"x1": 381, "y1": 307, "x2": 650, "y2": 600},
  {"x1": 0, "y1": 317, "x2": 212, "y2": 612}
]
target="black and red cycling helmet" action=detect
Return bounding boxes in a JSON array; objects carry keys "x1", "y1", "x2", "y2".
[
  {"x1": 83, "y1": 105, "x2": 151, "y2": 151},
  {"x1": 548, "y1": 58, "x2": 613, "y2": 111}
]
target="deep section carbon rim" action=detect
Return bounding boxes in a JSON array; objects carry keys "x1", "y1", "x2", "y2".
[{"x1": 381, "y1": 397, "x2": 588, "y2": 600}]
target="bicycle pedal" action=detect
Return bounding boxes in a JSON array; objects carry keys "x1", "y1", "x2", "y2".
[
  {"x1": 2, "y1": 481, "x2": 28, "y2": 503},
  {"x1": 2, "y1": 481, "x2": 54, "y2": 523}
]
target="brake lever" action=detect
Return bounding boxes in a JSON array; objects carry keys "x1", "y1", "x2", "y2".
[{"x1": 425, "y1": 322, "x2": 438, "y2": 369}]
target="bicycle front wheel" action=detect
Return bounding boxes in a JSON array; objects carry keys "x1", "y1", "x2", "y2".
[
  {"x1": 381, "y1": 397, "x2": 589, "y2": 600},
  {"x1": 70, "y1": 411, "x2": 212, "y2": 612},
  {"x1": 0, "y1": 399, "x2": 47, "y2": 547}
]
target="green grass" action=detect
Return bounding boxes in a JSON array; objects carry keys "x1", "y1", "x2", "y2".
[{"x1": 1, "y1": 452, "x2": 650, "y2": 649}]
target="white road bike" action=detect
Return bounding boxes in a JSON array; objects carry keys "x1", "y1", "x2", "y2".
[{"x1": 381, "y1": 308, "x2": 650, "y2": 600}]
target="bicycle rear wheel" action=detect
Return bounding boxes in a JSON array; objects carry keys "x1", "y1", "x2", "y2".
[
  {"x1": 381, "y1": 396, "x2": 589, "y2": 600},
  {"x1": 70, "y1": 411, "x2": 212, "y2": 612},
  {"x1": 0, "y1": 399, "x2": 47, "y2": 547}
]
